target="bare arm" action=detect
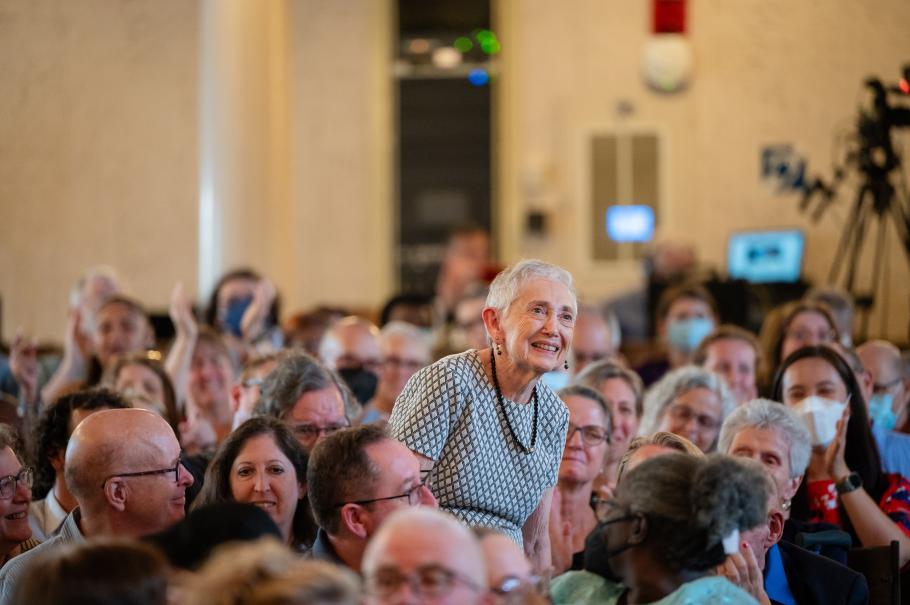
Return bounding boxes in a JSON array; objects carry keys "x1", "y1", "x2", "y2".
[
  {"x1": 164, "y1": 282, "x2": 197, "y2": 413},
  {"x1": 41, "y1": 310, "x2": 90, "y2": 404},
  {"x1": 523, "y1": 486, "x2": 554, "y2": 575},
  {"x1": 840, "y1": 487, "x2": 910, "y2": 567}
]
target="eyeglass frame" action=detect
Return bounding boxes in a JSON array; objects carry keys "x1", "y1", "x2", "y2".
[
  {"x1": 566, "y1": 422, "x2": 611, "y2": 447},
  {"x1": 334, "y1": 481, "x2": 427, "y2": 508},
  {"x1": 0, "y1": 467, "x2": 33, "y2": 499},
  {"x1": 100, "y1": 457, "x2": 184, "y2": 489},
  {"x1": 366, "y1": 563, "x2": 482, "y2": 599},
  {"x1": 665, "y1": 402, "x2": 720, "y2": 431},
  {"x1": 291, "y1": 421, "x2": 351, "y2": 442}
]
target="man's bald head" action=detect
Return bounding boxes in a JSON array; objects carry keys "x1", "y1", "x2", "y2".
[
  {"x1": 65, "y1": 409, "x2": 179, "y2": 507},
  {"x1": 858, "y1": 340, "x2": 904, "y2": 378}
]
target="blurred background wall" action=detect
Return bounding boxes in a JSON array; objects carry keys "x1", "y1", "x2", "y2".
[{"x1": 1, "y1": 0, "x2": 909, "y2": 343}]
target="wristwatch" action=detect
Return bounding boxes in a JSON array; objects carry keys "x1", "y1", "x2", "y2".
[{"x1": 835, "y1": 471, "x2": 862, "y2": 495}]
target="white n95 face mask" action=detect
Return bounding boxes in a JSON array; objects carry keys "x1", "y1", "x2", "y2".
[{"x1": 791, "y1": 395, "x2": 848, "y2": 447}]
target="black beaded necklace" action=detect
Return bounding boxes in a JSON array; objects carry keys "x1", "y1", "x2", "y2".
[{"x1": 490, "y1": 350, "x2": 538, "y2": 454}]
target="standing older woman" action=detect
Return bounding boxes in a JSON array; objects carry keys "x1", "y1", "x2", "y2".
[
  {"x1": 637, "y1": 366, "x2": 736, "y2": 452},
  {"x1": 574, "y1": 361, "x2": 643, "y2": 487},
  {"x1": 389, "y1": 259, "x2": 574, "y2": 570},
  {"x1": 550, "y1": 385, "x2": 611, "y2": 573},
  {"x1": 194, "y1": 416, "x2": 315, "y2": 550}
]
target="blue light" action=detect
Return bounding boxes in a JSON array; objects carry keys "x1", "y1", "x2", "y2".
[
  {"x1": 468, "y1": 68, "x2": 489, "y2": 87},
  {"x1": 605, "y1": 205, "x2": 655, "y2": 242}
]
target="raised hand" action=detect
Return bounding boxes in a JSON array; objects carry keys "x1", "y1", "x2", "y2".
[
  {"x1": 169, "y1": 282, "x2": 198, "y2": 338},
  {"x1": 240, "y1": 278, "x2": 276, "y2": 342},
  {"x1": 825, "y1": 404, "x2": 851, "y2": 481}
]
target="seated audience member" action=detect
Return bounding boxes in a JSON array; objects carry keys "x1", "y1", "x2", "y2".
[
  {"x1": 307, "y1": 424, "x2": 437, "y2": 572},
  {"x1": 433, "y1": 225, "x2": 492, "y2": 326},
  {"x1": 358, "y1": 322, "x2": 431, "y2": 424},
  {"x1": 571, "y1": 306, "x2": 620, "y2": 376},
  {"x1": 693, "y1": 324, "x2": 761, "y2": 405},
  {"x1": 204, "y1": 268, "x2": 282, "y2": 361},
  {"x1": 444, "y1": 285, "x2": 490, "y2": 356},
  {"x1": 0, "y1": 408, "x2": 193, "y2": 601},
  {"x1": 12, "y1": 538, "x2": 169, "y2": 605},
  {"x1": 378, "y1": 293, "x2": 433, "y2": 329},
  {"x1": 475, "y1": 527, "x2": 542, "y2": 604},
  {"x1": 635, "y1": 283, "x2": 717, "y2": 386},
  {"x1": 550, "y1": 454, "x2": 767, "y2": 605},
  {"x1": 362, "y1": 507, "x2": 489, "y2": 605},
  {"x1": 148, "y1": 501, "x2": 281, "y2": 571},
  {"x1": 772, "y1": 345, "x2": 910, "y2": 566},
  {"x1": 318, "y1": 316, "x2": 382, "y2": 405},
  {"x1": 41, "y1": 295, "x2": 154, "y2": 406},
  {"x1": 230, "y1": 352, "x2": 282, "y2": 430},
  {"x1": 638, "y1": 365, "x2": 736, "y2": 452},
  {"x1": 550, "y1": 385, "x2": 612, "y2": 573},
  {"x1": 254, "y1": 352, "x2": 357, "y2": 454},
  {"x1": 758, "y1": 300, "x2": 839, "y2": 392},
  {"x1": 283, "y1": 307, "x2": 346, "y2": 357},
  {"x1": 182, "y1": 538, "x2": 361, "y2": 605},
  {"x1": 574, "y1": 361, "x2": 644, "y2": 488},
  {"x1": 804, "y1": 286, "x2": 855, "y2": 347},
  {"x1": 715, "y1": 467, "x2": 869, "y2": 605},
  {"x1": 29, "y1": 388, "x2": 131, "y2": 540},
  {"x1": 105, "y1": 352, "x2": 181, "y2": 437},
  {"x1": 857, "y1": 339, "x2": 909, "y2": 434},
  {"x1": 0, "y1": 425, "x2": 38, "y2": 565},
  {"x1": 182, "y1": 327, "x2": 237, "y2": 453},
  {"x1": 613, "y1": 431, "x2": 703, "y2": 486},
  {"x1": 194, "y1": 417, "x2": 313, "y2": 550}
]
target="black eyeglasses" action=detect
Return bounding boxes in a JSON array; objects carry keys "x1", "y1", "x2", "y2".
[
  {"x1": 292, "y1": 422, "x2": 350, "y2": 442},
  {"x1": 0, "y1": 468, "x2": 33, "y2": 499},
  {"x1": 367, "y1": 563, "x2": 481, "y2": 599},
  {"x1": 335, "y1": 482, "x2": 427, "y2": 508},
  {"x1": 100, "y1": 458, "x2": 183, "y2": 489},
  {"x1": 566, "y1": 423, "x2": 610, "y2": 446}
]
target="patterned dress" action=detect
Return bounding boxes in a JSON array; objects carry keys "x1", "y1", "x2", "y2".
[{"x1": 389, "y1": 350, "x2": 569, "y2": 546}]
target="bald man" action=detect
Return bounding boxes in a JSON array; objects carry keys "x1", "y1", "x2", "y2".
[
  {"x1": 571, "y1": 307, "x2": 619, "y2": 375},
  {"x1": 858, "y1": 340, "x2": 910, "y2": 433},
  {"x1": 362, "y1": 508, "x2": 489, "y2": 605},
  {"x1": 319, "y1": 316, "x2": 382, "y2": 404},
  {"x1": 0, "y1": 408, "x2": 193, "y2": 602}
]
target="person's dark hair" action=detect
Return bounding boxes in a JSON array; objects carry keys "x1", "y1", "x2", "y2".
[
  {"x1": 204, "y1": 268, "x2": 280, "y2": 329},
  {"x1": 655, "y1": 282, "x2": 718, "y2": 324},
  {"x1": 0, "y1": 424, "x2": 22, "y2": 459},
  {"x1": 30, "y1": 388, "x2": 132, "y2": 499},
  {"x1": 12, "y1": 538, "x2": 168, "y2": 605},
  {"x1": 145, "y1": 502, "x2": 281, "y2": 571},
  {"x1": 254, "y1": 352, "x2": 358, "y2": 423},
  {"x1": 555, "y1": 385, "x2": 613, "y2": 436},
  {"x1": 692, "y1": 324, "x2": 763, "y2": 379},
  {"x1": 104, "y1": 353, "x2": 181, "y2": 439},
  {"x1": 771, "y1": 345, "x2": 887, "y2": 526},
  {"x1": 615, "y1": 453, "x2": 767, "y2": 572},
  {"x1": 758, "y1": 300, "x2": 839, "y2": 389},
  {"x1": 193, "y1": 417, "x2": 313, "y2": 547},
  {"x1": 307, "y1": 424, "x2": 389, "y2": 535},
  {"x1": 378, "y1": 293, "x2": 433, "y2": 328}
]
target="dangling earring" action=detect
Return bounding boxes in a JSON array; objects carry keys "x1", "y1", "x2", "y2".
[
  {"x1": 782, "y1": 500, "x2": 791, "y2": 511},
  {"x1": 496, "y1": 343, "x2": 502, "y2": 356},
  {"x1": 564, "y1": 359, "x2": 569, "y2": 370}
]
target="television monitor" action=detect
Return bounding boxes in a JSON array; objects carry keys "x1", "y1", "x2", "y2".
[
  {"x1": 606, "y1": 205, "x2": 655, "y2": 243},
  {"x1": 727, "y1": 229, "x2": 805, "y2": 283}
]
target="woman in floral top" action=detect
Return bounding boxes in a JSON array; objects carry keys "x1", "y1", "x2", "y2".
[{"x1": 772, "y1": 345, "x2": 910, "y2": 567}]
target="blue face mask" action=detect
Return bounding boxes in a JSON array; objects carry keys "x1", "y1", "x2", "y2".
[
  {"x1": 223, "y1": 296, "x2": 253, "y2": 337},
  {"x1": 667, "y1": 317, "x2": 714, "y2": 353},
  {"x1": 540, "y1": 370, "x2": 571, "y2": 391},
  {"x1": 869, "y1": 393, "x2": 897, "y2": 431}
]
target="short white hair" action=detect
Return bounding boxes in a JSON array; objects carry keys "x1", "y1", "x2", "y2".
[
  {"x1": 379, "y1": 321, "x2": 431, "y2": 360},
  {"x1": 485, "y1": 259, "x2": 576, "y2": 315},
  {"x1": 718, "y1": 398, "x2": 811, "y2": 479},
  {"x1": 638, "y1": 365, "x2": 736, "y2": 450}
]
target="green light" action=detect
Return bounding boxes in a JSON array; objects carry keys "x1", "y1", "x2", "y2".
[
  {"x1": 475, "y1": 29, "x2": 494, "y2": 43},
  {"x1": 480, "y1": 38, "x2": 501, "y2": 55},
  {"x1": 454, "y1": 36, "x2": 473, "y2": 53}
]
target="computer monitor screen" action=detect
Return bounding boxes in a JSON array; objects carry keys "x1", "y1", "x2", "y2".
[
  {"x1": 727, "y1": 229, "x2": 805, "y2": 283},
  {"x1": 606, "y1": 205, "x2": 655, "y2": 243}
]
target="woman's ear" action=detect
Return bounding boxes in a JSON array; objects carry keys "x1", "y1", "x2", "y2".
[{"x1": 481, "y1": 307, "x2": 501, "y2": 346}]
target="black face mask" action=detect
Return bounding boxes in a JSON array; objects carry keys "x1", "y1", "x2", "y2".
[
  {"x1": 583, "y1": 516, "x2": 637, "y2": 583},
  {"x1": 337, "y1": 367, "x2": 378, "y2": 404}
]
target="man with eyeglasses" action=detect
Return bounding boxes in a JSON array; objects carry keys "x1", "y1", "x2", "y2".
[
  {"x1": 254, "y1": 352, "x2": 357, "y2": 454},
  {"x1": 571, "y1": 306, "x2": 619, "y2": 376},
  {"x1": 0, "y1": 408, "x2": 193, "y2": 603},
  {"x1": 358, "y1": 322, "x2": 431, "y2": 424},
  {"x1": 362, "y1": 507, "x2": 489, "y2": 605},
  {"x1": 307, "y1": 424, "x2": 437, "y2": 573}
]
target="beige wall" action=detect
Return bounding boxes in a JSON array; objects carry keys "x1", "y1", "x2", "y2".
[
  {"x1": 2, "y1": 0, "x2": 908, "y2": 344},
  {"x1": 497, "y1": 0, "x2": 910, "y2": 340}
]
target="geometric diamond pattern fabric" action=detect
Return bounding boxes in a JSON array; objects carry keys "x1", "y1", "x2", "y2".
[{"x1": 389, "y1": 350, "x2": 569, "y2": 546}]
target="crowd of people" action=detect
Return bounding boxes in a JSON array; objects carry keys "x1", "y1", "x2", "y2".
[{"x1": 0, "y1": 230, "x2": 907, "y2": 604}]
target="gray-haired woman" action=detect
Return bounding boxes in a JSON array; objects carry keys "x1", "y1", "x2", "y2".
[
  {"x1": 638, "y1": 365, "x2": 736, "y2": 452},
  {"x1": 390, "y1": 259, "x2": 575, "y2": 571}
]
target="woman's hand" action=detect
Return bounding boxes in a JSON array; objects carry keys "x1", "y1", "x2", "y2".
[
  {"x1": 10, "y1": 331, "x2": 38, "y2": 405},
  {"x1": 240, "y1": 278, "x2": 276, "y2": 342},
  {"x1": 169, "y1": 282, "x2": 198, "y2": 339},
  {"x1": 824, "y1": 405, "x2": 851, "y2": 482},
  {"x1": 548, "y1": 489, "x2": 573, "y2": 574},
  {"x1": 715, "y1": 542, "x2": 771, "y2": 605}
]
